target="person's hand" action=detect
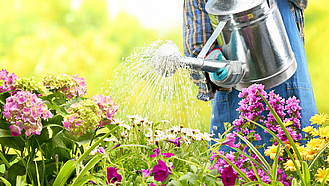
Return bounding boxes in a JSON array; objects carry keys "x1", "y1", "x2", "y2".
[{"x1": 207, "y1": 49, "x2": 247, "y2": 88}]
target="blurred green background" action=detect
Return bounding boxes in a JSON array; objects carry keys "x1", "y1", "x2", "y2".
[{"x1": 0, "y1": 0, "x2": 328, "y2": 131}]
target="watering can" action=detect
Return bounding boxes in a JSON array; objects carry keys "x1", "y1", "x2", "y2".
[{"x1": 154, "y1": 0, "x2": 297, "y2": 90}]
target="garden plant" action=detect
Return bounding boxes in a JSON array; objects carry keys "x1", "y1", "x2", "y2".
[{"x1": 1, "y1": 69, "x2": 329, "y2": 186}]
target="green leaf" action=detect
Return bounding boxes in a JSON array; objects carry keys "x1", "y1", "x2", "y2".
[
  {"x1": 0, "y1": 129, "x2": 12, "y2": 137},
  {"x1": 0, "y1": 177, "x2": 11, "y2": 186},
  {"x1": 71, "y1": 156, "x2": 101, "y2": 186},
  {"x1": 272, "y1": 145, "x2": 281, "y2": 182},
  {"x1": 178, "y1": 172, "x2": 199, "y2": 185},
  {"x1": 62, "y1": 130, "x2": 93, "y2": 146},
  {"x1": 301, "y1": 161, "x2": 310, "y2": 186},
  {"x1": 0, "y1": 137, "x2": 25, "y2": 151},
  {"x1": 231, "y1": 147, "x2": 270, "y2": 178},
  {"x1": 168, "y1": 180, "x2": 182, "y2": 186},
  {"x1": 52, "y1": 160, "x2": 76, "y2": 186},
  {"x1": 0, "y1": 151, "x2": 11, "y2": 168},
  {"x1": 235, "y1": 133, "x2": 271, "y2": 172}
]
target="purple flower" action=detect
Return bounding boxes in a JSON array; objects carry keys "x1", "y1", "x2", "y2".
[
  {"x1": 222, "y1": 133, "x2": 236, "y2": 147},
  {"x1": 97, "y1": 147, "x2": 106, "y2": 154},
  {"x1": 152, "y1": 159, "x2": 172, "y2": 182},
  {"x1": 142, "y1": 168, "x2": 151, "y2": 178},
  {"x1": 167, "y1": 137, "x2": 181, "y2": 147},
  {"x1": 150, "y1": 147, "x2": 160, "y2": 158},
  {"x1": 221, "y1": 166, "x2": 238, "y2": 186},
  {"x1": 9, "y1": 125, "x2": 21, "y2": 137},
  {"x1": 107, "y1": 167, "x2": 122, "y2": 185},
  {"x1": 112, "y1": 143, "x2": 121, "y2": 149}
]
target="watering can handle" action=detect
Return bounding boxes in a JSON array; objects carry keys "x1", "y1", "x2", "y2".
[{"x1": 197, "y1": 21, "x2": 227, "y2": 59}]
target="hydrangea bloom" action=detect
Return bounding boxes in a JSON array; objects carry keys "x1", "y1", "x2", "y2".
[
  {"x1": 43, "y1": 73, "x2": 87, "y2": 99},
  {"x1": 15, "y1": 77, "x2": 48, "y2": 96},
  {"x1": 0, "y1": 69, "x2": 18, "y2": 93},
  {"x1": 62, "y1": 99, "x2": 101, "y2": 136},
  {"x1": 90, "y1": 94, "x2": 118, "y2": 127},
  {"x1": 3, "y1": 91, "x2": 53, "y2": 136}
]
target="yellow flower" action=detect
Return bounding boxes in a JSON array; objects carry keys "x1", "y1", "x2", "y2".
[
  {"x1": 315, "y1": 167, "x2": 329, "y2": 183},
  {"x1": 310, "y1": 113, "x2": 328, "y2": 125},
  {"x1": 311, "y1": 129, "x2": 319, "y2": 137},
  {"x1": 306, "y1": 138, "x2": 326, "y2": 151},
  {"x1": 283, "y1": 159, "x2": 301, "y2": 172},
  {"x1": 302, "y1": 126, "x2": 315, "y2": 134},
  {"x1": 320, "y1": 126, "x2": 329, "y2": 140},
  {"x1": 284, "y1": 121, "x2": 293, "y2": 127},
  {"x1": 304, "y1": 147, "x2": 318, "y2": 161},
  {"x1": 264, "y1": 145, "x2": 283, "y2": 160}
]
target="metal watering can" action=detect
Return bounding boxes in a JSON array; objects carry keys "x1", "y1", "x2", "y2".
[{"x1": 154, "y1": 0, "x2": 297, "y2": 90}]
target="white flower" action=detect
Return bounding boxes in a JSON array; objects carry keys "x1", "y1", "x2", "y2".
[
  {"x1": 182, "y1": 136, "x2": 191, "y2": 145},
  {"x1": 191, "y1": 134, "x2": 202, "y2": 141},
  {"x1": 168, "y1": 125, "x2": 181, "y2": 133},
  {"x1": 119, "y1": 123, "x2": 131, "y2": 131},
  {"x1": 199, "y1": 132, "x2": 212, "y2": 141},
  {"x1": 181, "y1": 128, "x2": 193, "y2": 137},
  {"x1": 147, "y1": 139, "x2": 155, "y2": 145},
  {"x1": 112, "y1": 118, "x2": 125, "y2": 125}
]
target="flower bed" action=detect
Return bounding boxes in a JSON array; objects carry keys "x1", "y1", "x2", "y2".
[{"x1": 0, "y1": 69, "x2": 328, "y2": 186}]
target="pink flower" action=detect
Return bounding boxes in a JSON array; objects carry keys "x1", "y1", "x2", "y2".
[
  {"x1": 9, "y1": 125, "x2": 21, "y2": 136},
  {"x1": 91, "y1": 94, "x2": 118, "y2": 127},
  {"x1": 3, "y1": 91, "x2": 53, "y2": 136},
  {"x1": 222, "y1": 133, "x2": 236, "y2": 147},
  {"x1": 107, "y1": 167, "x2": 122, "y2": 185},
  {"x1": 162, "y1": 153, "x2": 174, "y2": 158},
  {"x1": 150, "y1": 147, "x2": 160, "y2": 158},
  {"x1": 221, "y1": 166, "x2": 238, "y2": 186},
  {"x1": 0, "y1": 69, "x2": 18, "y2": 93},
  {"x1": 142, "y1": 168, "x2": 151, "y2": 178},
  {"x1": 152, "y1": 159, "x2": 172, "y2": 183}
]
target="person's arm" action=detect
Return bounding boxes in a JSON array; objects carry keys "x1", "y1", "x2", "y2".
[{"x1": 183, "y1": 0, "x2": 221, "y2": 101}]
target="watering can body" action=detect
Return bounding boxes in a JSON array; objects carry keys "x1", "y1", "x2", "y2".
[{"x1": 206, "y1": 0, "x2": 297, "y2": 90}]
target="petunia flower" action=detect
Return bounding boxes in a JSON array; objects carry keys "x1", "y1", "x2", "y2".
[
  {"x1": 152, "y1": 159, "x2": 172, "y2": 182},
  {"x1": 167, "y1": 137, "x2": 181, "y2": 147},
  {"x1": 142, "y1": 168, "x2": 152, "y2": 178},
  {"x1": 221, "y1": 166, "x2": 238, "y2": 186},
  {"x1": 107, "y1": 167, "x2": 122, "y2": 185},
  {"x1": 222, "y1": 133, "x2": 236, "y2": 147},
  {"x1": 150, "y1": 147, "x2": 160, "y2": 158},
  {"x1": 162, "y1": 153, "x2": 174, "y2": 158}
]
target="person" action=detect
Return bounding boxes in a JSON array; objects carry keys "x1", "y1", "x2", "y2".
[{"x1": 183, "y1": 0, "x2": 318, "y2": 150}]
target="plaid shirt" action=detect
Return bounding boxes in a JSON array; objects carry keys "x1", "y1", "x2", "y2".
[{"x1": 183, "y1": 0, "x2": 307, "y2": 101}]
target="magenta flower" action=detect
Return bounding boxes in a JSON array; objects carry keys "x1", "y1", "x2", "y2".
[
  {"x1": 107, "y1": 167, "x2": 122, "y2": 185},
  {"x1": 152, "y1": 159, "x2": 172, "y2": 182},
  {"x1": 167, "y1": 137, "x2": 181, "y2": 147},
  {"x1": 150, "y1": 183, "x2": 165, "y2": 186},
  {"x1": 150, "y1": 147, "x2": 160, "y2": 158},
  {"x1": 222, "y1": 133, "x2": 236, "y2": 147},
  {"x1": 142, "y1": 168, "x2": 152, "y2": 178},
  {"x1": 9, "y1": 125, "x2": 21, "y2": 136},
  {"x1": 221, "y1": 166, "x2": 238, "y2": 186},
  {"x1": 162, "y1": 153, "x2": 174, "y2": 158}
]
